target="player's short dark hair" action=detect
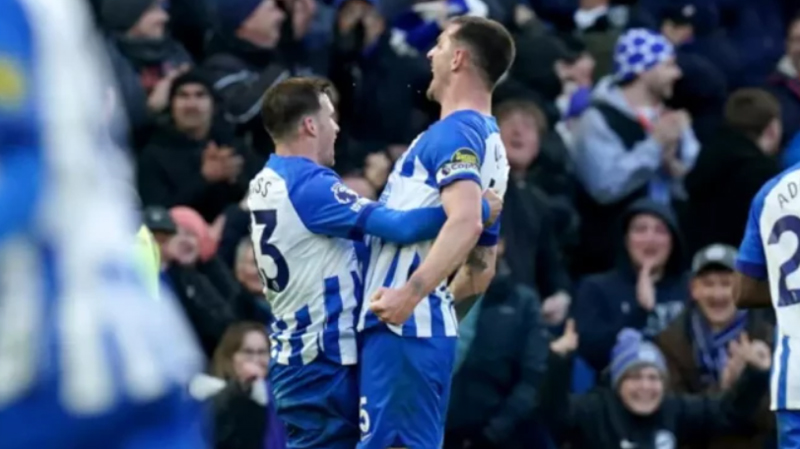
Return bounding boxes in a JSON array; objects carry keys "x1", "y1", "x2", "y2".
[
  {"x1": 449, "y1": 16, "x2": 515, "y2": 89},
  {"x1": 495, "y1": 100, "x2": 548, "y2": 132},
  {"x1": 724, "y1": 88, "x2": 781, "y2": 140},
  {"x1": 261, "y1": 77, "x2": 337, "y2": 142}
]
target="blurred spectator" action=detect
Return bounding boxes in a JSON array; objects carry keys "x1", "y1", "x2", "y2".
[
  {"x1": 137, "y1": 70, "x2": 251, "y2": 222},
  {"x1": 342, "y1": 172, "x2": 378, "y2": 200},
  {"x1": 543, "y1": 326, "x2": 773, "y2": 449},
  {"x1": 572, "y1": 199, "x2": 689, "y2": 371},
  {"x1": 328, "y1": 0, "x2": 432, "y2": 162},
  {"x1": 571, "y1": 0, "x2": 631, "y2": 80},
  {"x1": 203, "y1": 0, "x2": 292, "y2": 150},
  {"x1": 685, "y1": 88, "x2": 782, "y2": 255},
  {"x1": 767, "y1": 14, "x2": 800, "y2": 147},
  {"x1": 190, "y1": 322, "x2": 287, "y2": 449},
  {"x1": 656, "y1": 244, "x2": 775, "y2": 449},
  {"x1": 572, "y1": 29, "x2": 698, "y2": 275},
  {"x1": 232, "y1": 238, "x2": 274, "y2": 323},
  {"x1": 496, "y1": 101, "x2": 574, "y2": 325},
  {"x1": 100, "y1": 0, "x2": 193, "y2": 146},
  {"x1": 145, "y1": 205, "x2": 237, "y2": 357},
  {"x1": 445, "y1": 241, "x2": 550, "y2": 449}
]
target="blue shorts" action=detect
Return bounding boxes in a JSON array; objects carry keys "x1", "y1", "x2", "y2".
[
  {"x1": 0, "y1": 386, "x2": 204, "y2": 449},
  {"x1": 779, "y1": 411, "x2": 800, "y2": 449},
  {"x1": 270, "y1": 358, "x2": 360, "y2": 449},
  {"x1": 358, "y1": 326, "x2": 457, "y2": 449}
]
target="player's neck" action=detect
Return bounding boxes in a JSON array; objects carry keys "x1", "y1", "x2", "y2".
[
  {"x1": 438, "y1": 82, "x2": 492, "y2": 119},
  {"x1": 274, "y1": 142, "x2": 319, "y2": 164}
]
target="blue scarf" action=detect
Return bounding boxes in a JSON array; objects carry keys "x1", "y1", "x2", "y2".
[{"x1": 691, "y1": 309, "x2": 748, "y2": 387}]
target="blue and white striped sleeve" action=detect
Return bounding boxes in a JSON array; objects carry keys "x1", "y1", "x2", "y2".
[{"x1": 0, "y1": 0, "x2": 44, "y2": 241}]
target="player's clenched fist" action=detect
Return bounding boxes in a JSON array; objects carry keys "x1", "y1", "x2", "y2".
[
  {"x1": 369, "y1": 286, "x2": 417, "y2": 325},
  {"x1": 482, "y1": 189, "x2": 503, "y2": 227}
]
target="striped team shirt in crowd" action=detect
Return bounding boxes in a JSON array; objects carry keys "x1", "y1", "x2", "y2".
[{"x1": 360, "y1": 110, "x2": 509, "y2": 338}]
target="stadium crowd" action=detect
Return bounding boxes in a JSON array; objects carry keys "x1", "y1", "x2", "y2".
[{"x1": 84, "y1": 0, "x2": 800, "y2": 447}]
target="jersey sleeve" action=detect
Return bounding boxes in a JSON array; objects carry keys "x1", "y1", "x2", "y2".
[
  {"x1": 478, "y1": 215, "x2": 501, "y2": 247},
  {"x1": 0, "y1": 0, "x2": 44, "y2": 241},
  {"x1": 292, "y1": 168, "x2": 453, "y2": 244},
  {"x1": 422, "y1": 119, "x2": 486, "y2": 189},
  {"x1": 735, "y1": 187, "x2": 768, "y2": 280}
]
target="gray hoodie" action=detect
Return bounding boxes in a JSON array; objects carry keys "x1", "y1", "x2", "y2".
[{"x1": 572, "y1": 77, "x2": 700, "y2": 205}]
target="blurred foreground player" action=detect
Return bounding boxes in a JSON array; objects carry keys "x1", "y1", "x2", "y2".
[
  {"x1": 735, "y1": 163, "x2": 800, "y2": 448},
  {"x1": 0, "y1": 1, "x2": 203, "y2": 448},
  {"x1": 359, "y1": 16, "x2": 514, "y2": 449}
]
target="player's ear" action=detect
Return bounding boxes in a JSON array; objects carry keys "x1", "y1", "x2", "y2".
[
  {"x1": 302, "y1": 115, "x2": 317, "y2": 137},
  {"x1": 451, "y1": 47, "x2": 466, "y2": 72}
]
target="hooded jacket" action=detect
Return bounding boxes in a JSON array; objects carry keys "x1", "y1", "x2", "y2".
[{"x1": 572, "y1": 199, "x2": 690, "y2": 371}]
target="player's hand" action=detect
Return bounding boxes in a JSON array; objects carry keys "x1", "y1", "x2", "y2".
[
  {"x1": 369, "y1": 286, "x2": 418, "y2": 325},
  {"x1": 482, "y1": 189, "x2": 503, "y2": 226},
  {"x1": 549, "y1": 319, "x2": 578, "y2": 356}
]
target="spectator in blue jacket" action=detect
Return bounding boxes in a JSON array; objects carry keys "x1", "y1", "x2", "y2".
[{"x1": 572, "y1": 199, "x2": 690, "y2": 372}]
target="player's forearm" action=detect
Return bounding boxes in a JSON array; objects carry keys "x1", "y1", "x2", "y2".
[
  {"x1": 734, "y1": 273, "x2": 772, "y2": 308},
  {"x1": 402, "y1": 216, "x2": 483, "y2": 300},
  {"x1": 450, "y1": 246, "x2": 497, "y2": 320}
]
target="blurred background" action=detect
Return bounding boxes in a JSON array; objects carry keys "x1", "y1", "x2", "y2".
[{"x1": 88, "y1": 0, "x2": 800, "y2": 447}]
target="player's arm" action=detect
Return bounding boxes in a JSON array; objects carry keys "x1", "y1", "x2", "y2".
[
  {"x1": 0, "y1": 1, "x2": 44, "y2": 241},
  {"x1": 734, "y1": 190, "x2": 771, "y2": 308},
  {"x1": 292, "y1": 168, "x2": 492, "y2": 244},
  {"x1": 450, "y1": 245, "x2": 497, "y2": 321}
]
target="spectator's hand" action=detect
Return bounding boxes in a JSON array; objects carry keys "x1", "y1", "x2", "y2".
[
  {"x1": 364, "y1": 151, "x2": 392, "y2": 189},
  {"x1": 147, "y1": 64, "x2": 190, "y2": 112},
  {"x1": 720, "y1": 339, "x2": 747, "y2": 390},
  {"x1": 652, "y1": 113, "x2": 683, "y2": 147},
  {"x1": 514, "y1": 4, "x2": 535, "y2": 26},
  {"x1": 730, "y1": 333, "x2": 772, "y2": 371},
  {"x1": 636, "y1": 260, "x2": 657, "y2": 312},
  {"x1": 289, "y1": 0, "x2": 317, "y2": 40},
  {"x1": 542, "y1": 291, "x2": 571, "y2": 326},
  {"x1": 550, "y1": 318, "x2": 578, "y2": 356},
  {"x1": 337, "y1": 0, "x2": 365, "y2": 33},
  {"x1": 482, "y1": 189, "x2": 503, "y2": 227}
]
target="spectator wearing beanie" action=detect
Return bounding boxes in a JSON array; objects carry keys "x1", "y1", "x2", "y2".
[
  {"x1": 138, "y1": 70, "x2": 254, "y2": 223},
  {"x1": 572, "y1": 28, "x2": 699, "y2": 275},
  {"x1": 540, "y1": 327, "x2": 773, "y2": 449},
  {"x1": 99, "y1": 0, "x2": 193, "y2": 148}
]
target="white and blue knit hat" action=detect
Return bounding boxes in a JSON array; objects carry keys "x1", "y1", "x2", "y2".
[
  {"x1": 610, "y1": 328, "x2": 667, "y2": 388},
  {"x1": 613, "y1": 28, "x2": 675, "y2": 82}
]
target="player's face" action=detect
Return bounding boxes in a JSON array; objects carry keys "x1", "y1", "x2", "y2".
[
  {"x1": 426, "y1": 26, "x2": 458, "y2": 102},
  {"x1": 641, "y1": 56, "x2": 682, "y2": 100},
  {"x1": 626, "y1": 214, "x2": 673, "y2": 270},
  {"x1": 233, "y1": 331, "x2": 270, "y2": 376},
  {"x1": 240, "y1": 0, "x2": 286, "y2": 49},
  {"x1": 315, "y1": 94, "x2": 340, "y2": 167},
  {"x1": 499, "y1": 111, "x2": 540, "y2": 172},
  {"x1": 127, "y1": 3, "x2": 169, "y2": 39},
  {"x1": 171, "y1": 83, "x2": 213, "y2": 133},
  {"x1": 618, "y1": 366, "x2": 664, "y2": 416},
  {"x1": 691, "y1": 270, "x2": 737, "y2": 327}
]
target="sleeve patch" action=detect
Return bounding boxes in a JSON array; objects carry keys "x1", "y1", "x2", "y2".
[
  {"x1": 331, "y1": 182, "x2": 359, "y2": 204},
  {"x1": 450, "y1": 148, "x2": 479, "y2": 166},
  {"x1": 0, "y1": 57, "x2": 26, "y2": 111}
]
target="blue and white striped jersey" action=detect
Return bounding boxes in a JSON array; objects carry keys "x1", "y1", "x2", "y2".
[
  {"x1": 247, "y1": 155, "x2": 450, "y2": 366},
  {"x1": 360, "y1": 110, "x2": 509, "y2": 338},
  {"x1": 0, "y1": 0, "x2": 201, "y2": 420},
  {"x1": 737, "y1": 162, "x2": 800, "y2": 411}
]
